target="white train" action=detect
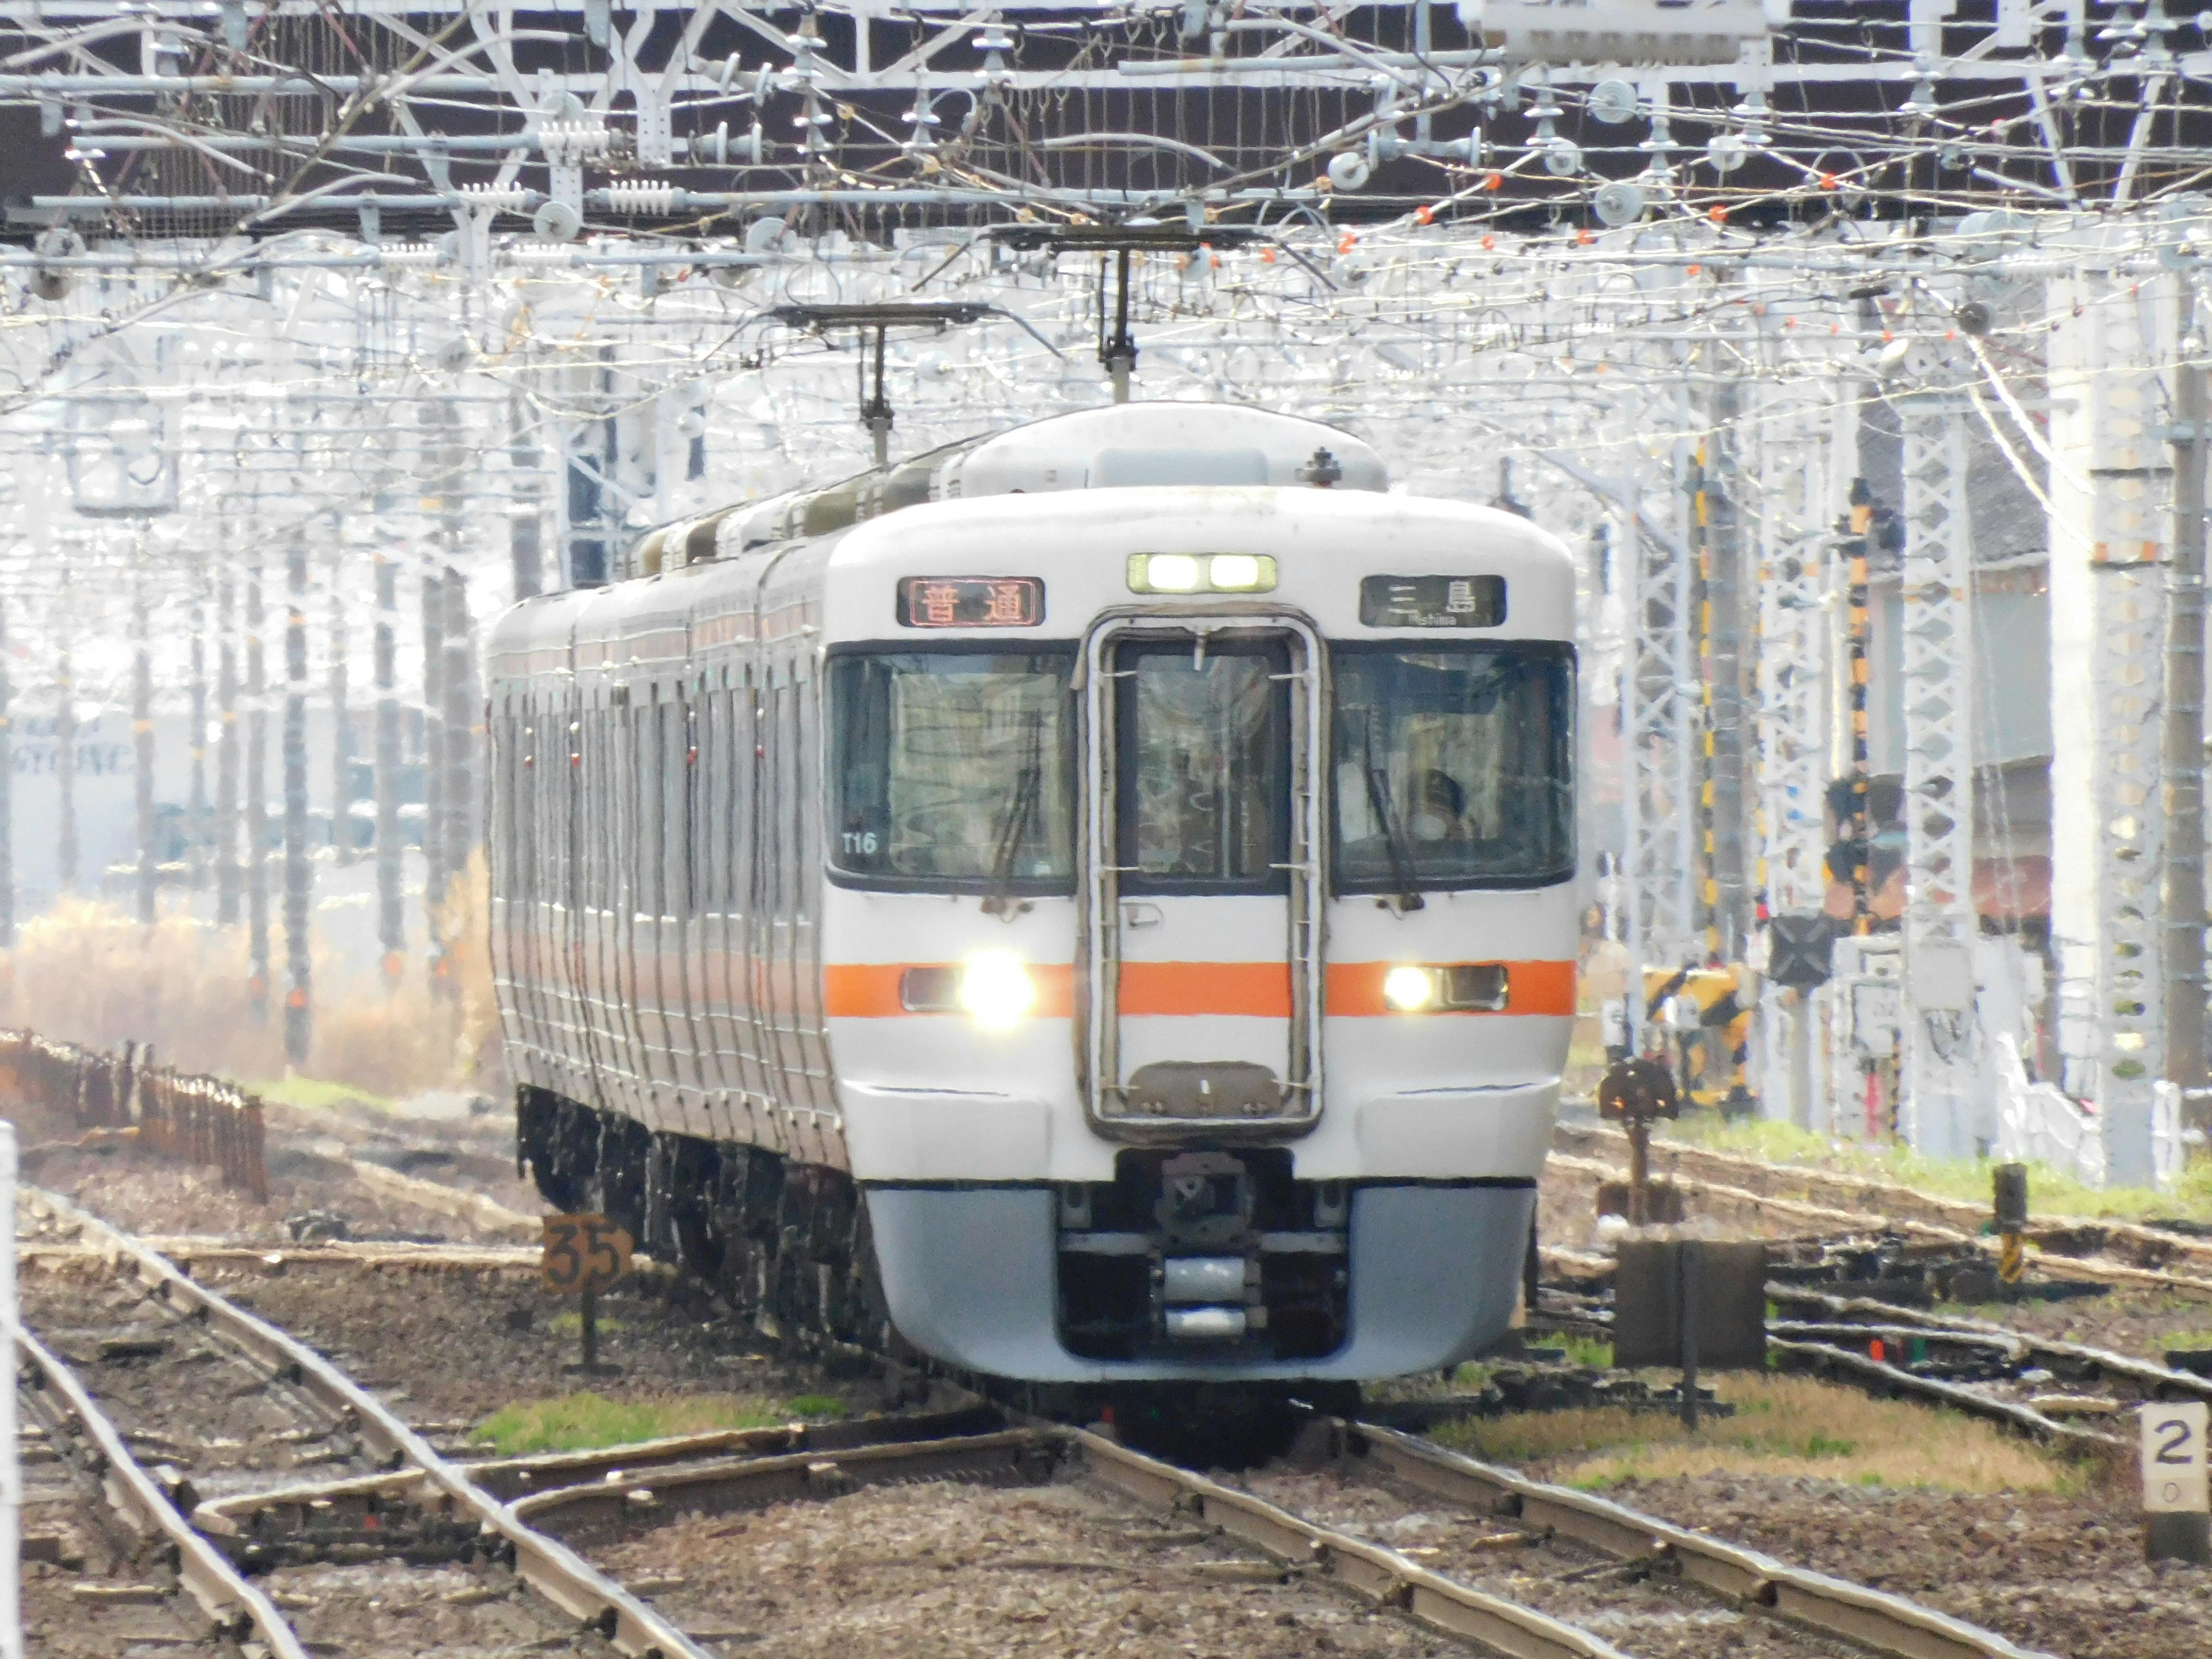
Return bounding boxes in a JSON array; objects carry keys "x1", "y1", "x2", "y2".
[{"x1": 488, "y1": 402, "x2": 1577, "y2": 1388}]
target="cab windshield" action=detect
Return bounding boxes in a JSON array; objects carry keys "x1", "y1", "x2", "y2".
[
  {"x1": 828, "y1": 647, "x2": 1077, "y2": 892},
  {"x1": 1331, "y1": 643, "x2": 1574, "y2": 891}
]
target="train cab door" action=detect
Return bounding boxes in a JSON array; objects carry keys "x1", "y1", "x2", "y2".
[{"x1": 1081, "y1": 616, "x2": 1325, "y2": 1137}]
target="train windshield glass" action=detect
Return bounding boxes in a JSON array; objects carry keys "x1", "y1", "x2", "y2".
[
  {"x1": 828, "y1": 649, "x2": 1076, "y2": 891},
  {"x1": 1331, "y1": 643, "x2": 1574, "y2": 891},
  {"x1": 1116, "y1": 638, "x2": 1290, "y2": 893}
]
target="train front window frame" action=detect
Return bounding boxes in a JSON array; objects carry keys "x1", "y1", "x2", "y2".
[
  {"x1": 1330, "y1": 639, "x2": 1575, "y2": 893},
  {"x1": 826, "y1": 642, "x2": 1078, "y2": 895}
]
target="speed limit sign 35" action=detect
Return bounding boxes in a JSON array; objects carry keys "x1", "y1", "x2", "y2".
[{"x1": 540, "y1": 1213, "x2": 632, "y2": 1296}]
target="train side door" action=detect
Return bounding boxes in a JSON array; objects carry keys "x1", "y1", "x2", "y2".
[{"x1": 1082, "y1": 617, "x2": 1324, "y2": 1136}]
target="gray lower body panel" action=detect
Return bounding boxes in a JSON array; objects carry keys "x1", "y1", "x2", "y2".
[{"x1": 863, "y1": 1181, "x2": 1533, "y2": 1383}]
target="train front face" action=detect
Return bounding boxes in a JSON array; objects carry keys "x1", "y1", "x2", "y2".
[{"x1": 819, "y1": 486, "x2": 1578, "y2": 1382}]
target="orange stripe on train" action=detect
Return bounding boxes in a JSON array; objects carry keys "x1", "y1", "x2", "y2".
[{"x1": 820, "y1": 959, "x2": 1575, "y2": 1018}]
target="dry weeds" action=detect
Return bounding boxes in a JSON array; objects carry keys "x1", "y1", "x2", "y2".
[
  {"x1": 1435, "y1": 1374, "x2": 2076, "y2": 1493},
  {"x1": 0, "y1": 856, "x2": 498, "y2": 1099}
]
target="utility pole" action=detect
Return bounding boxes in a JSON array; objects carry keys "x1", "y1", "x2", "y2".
[
  {"x1": 329, "y1": 541, "x2": 351, "y2": 866},
  {"x1": 0, "y1": 586, "x2": 13, "y2": 947},
  {"x1": 54, "y1": 639, "x2": 75, "y2": 894},
  {"x1": 2167, "y1": 281, "x2": 2210, "y2": 1145},
  {"x1": 283, "y1": 538, "x2": 312, "y2": 1065},
  {"x1": 188, "y1": 552, "x2": 208, "y2": 889},
  {"x1": 420, "y1": 565, "x2": 447, "y2": 957},
  {"x1": 441, "y1": 567, "x2": 476, "y2": 882},
  {"x1": 511, "y1": 396, "x2": 546, "y2": 600},
  {"x1": 246, "y1": 562, "x2": 269, "y2": 1021},
  {"x1": 132, "y1": 577, "x2": 156, "y2": 925},
  {"x1": 1689, "y1": 376, "x2": 1751, "y2": 967},
  {"x1": 374, "y1": 549, "x2": 403, "y2": 985},
  {"x1": 215, "y1": 566, "x2": 240, "y2": 926}
]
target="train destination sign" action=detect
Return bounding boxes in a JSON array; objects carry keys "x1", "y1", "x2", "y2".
[
  {"x1": 1360, "y1": 574, "x2": 1506, "y2": 628},
  {"x1": 897, "y1": 575, "x2": 1044, "y2": 628}
]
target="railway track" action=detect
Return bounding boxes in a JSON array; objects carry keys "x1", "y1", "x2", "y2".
[
  {"x1": 1283, "y1": 1418, "x2": 2057, "y2": 1659},
  {"x1": 14, "y1": 1184, "x2": 2067, "y2": 1659},
  {"x1": 1528, "y1": 1257, "x2": 2212, "y2": 1453},
  {"x1": 15, "y1": 1184, "x2": 717, "y2": 1659},
  {"x1": 1552, "y1": 1125, "x2": 2212, "y2": 1298},
  {"x1": 185, "y1": 1391, "x2": 2064, "y2": 1659},
  {"x1": 1556, "y1": 1120, "x2": 2212, "y2": 1278}
]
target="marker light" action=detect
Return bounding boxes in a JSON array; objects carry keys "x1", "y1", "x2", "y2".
[
  {"x1": 1382, "y1": 965, "x2": 1440, "y2": 1013},
  {"x1": 960, "y1": 951, "x2": 1037, "y2": 1029},
  {"x1": 1127, "y1": 554, "x2": 1279, "y2": 594}
]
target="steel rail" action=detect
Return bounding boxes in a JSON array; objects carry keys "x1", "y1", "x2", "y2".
[
  {"x1": 1071, "y1": 1429, "x2": 1635, "y2": 1659},
  {"x1": 1770, "y1": 1286, "x2": 2212, "y2": 1407},
  {"x1": 1766, "y1": 1339, "x2": 2123, "y2": 1449},
  {"x1": 46, "y1": 1237, "x2": 543, "y2": 1271},
  {"x1": 1340, "y1": 1420, "x2": 2063, "y2": 1659},
  {"x1": 192, "y1": 1402, "x2": 1009, "y2": 1530},
  {"x1": 1556, "y1": 1120, "x2": 2212, "y2": 1275},
  {"x1": 509, "y1": 1428, "x2": 1052, "y2": 1525},
  {"x1": 16, "y1": 1325, "x2": 315, "y2": 1659},
  {"x1": 18, "y1": 1185, "x2": 719, "y2": 1659},
  {"x1": 1533, "y1": 1267, "x2": 2139, "y2": 1446},
  {"x1": 500, "y1": 1425, "x2": 1640, "y2": 1659},
  {"x1": 1546, "y1": 1147, "x2": 2212, "y2": 1298}
]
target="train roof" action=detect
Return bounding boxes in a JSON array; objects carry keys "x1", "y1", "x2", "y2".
[
  {"x1": 490, "y1": 403, "x2": 1437, "y2": 679},
  {"x1": 625, "y1": 402, "x2": 1387, "y2": 580}
]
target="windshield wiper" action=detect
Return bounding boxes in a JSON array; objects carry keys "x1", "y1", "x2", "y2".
[
  {"x1": 1362, "y1": 730, "x2": 1425, "y2": 914},
  {"x1": 983, "y1": 714, "x2": 1045, "y2": 919}
]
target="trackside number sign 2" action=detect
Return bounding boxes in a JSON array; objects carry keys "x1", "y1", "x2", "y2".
[
  {"x1": 540, "y1": 1214, "x2": 634, "y2": 1295},
  {"x1": 2141, "y1": 1402, "x2": 2210, "y2": 1513}
]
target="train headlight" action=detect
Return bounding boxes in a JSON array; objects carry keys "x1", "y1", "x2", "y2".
[
  {"x1": 1382, "y1": 965, "x2": 1440, "y2": 1013},
  {"x1": 1127, "y1": 554, "x2": 1278, "y2": 594},
  {"x1": 1207, "y1": 554, "x2": 1266, "y2": 590},
  {"x1": 1137, "y1": 553, "x2": 1203, "y2": 592},
  {"x1": 959, "y1": 951, "x2": 1037, "y2": 1029}
]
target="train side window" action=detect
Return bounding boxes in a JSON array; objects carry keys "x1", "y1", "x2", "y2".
[
  {"x1": 574, "y1": 709, "x2": 592, "y2": 910},
  {"x1": 634, "y1": 700, "x2": 662, "y2": 918},
  {"x1": 578, "y1": 709, "x2": 596, "y2": 910},
  {"x1": 488, "y1": 702, "x2": 509, "y2": 902},
  {"x1": 664, "y1": 699, "x2": 691, "y2": 918},
  {"x1": 550, "y1": 700, "x2": 573, "y2": 906},
  {"x1": 694, "y1": 691, "x2": 717, "y2": 914},
  {"x1": 738, "y1": 681, "x2": 760, "y2": 923},
  {"x1": 590, "y1": 706, "x2": 613, "y2": 911},
  {"x1": 504, "y1": 703, "x2": 527, "y2": 903},
  {"x1": 517, "y1": 700, "x2": 537, "y2": 904}
]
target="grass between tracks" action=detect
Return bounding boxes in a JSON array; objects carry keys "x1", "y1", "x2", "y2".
[
  {"x1": 248, "y1": 1074, "x2": 397, "y2": 1114},
  {"x1": 1657, "y1": 1113, "x2": 2212, "y2": 1226},
  {"x1": 474, "y1": 1389, "x2": 850, "y2": 1455},
  {"x1": 1432, "y1": 1374, "x2": 2079, "y2": 1494}
]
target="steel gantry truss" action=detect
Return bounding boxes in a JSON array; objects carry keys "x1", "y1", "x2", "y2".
[
  {"x1": 1895, "y1": 392, "x2": 1981, "y2": 1158},
  {"x1": 1751, "y1": 382, "x2": 1844, "y2": 1129}
]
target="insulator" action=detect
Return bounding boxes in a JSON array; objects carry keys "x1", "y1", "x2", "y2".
[
  {"x1": 460, "y1": 183, "x2": 531, "y2": 213},
  {"x1": 538, "y1": 119, "x2": 612, "y2": 165},
  {"x1": 603, "y1": 180, "x2": 677, "y2": 216}
]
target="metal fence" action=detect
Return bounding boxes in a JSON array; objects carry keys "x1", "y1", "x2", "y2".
[{"x1": 0, "y1": 1031, "x2": 268, "y2": 1203}]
